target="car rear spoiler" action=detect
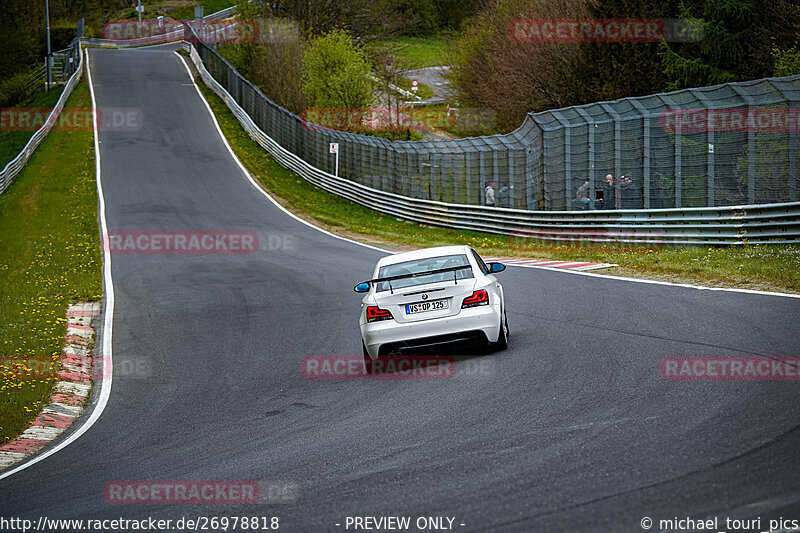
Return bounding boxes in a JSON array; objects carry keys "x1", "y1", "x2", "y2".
[{"x1": 354, "y1": 265, "x2": 471, "y2": 294}]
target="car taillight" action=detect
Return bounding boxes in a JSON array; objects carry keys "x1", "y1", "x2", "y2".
[
  {"x1": 462, "y1": 289, "x2": 489, "y2": 308},
  {"x1": 366, "y1": 306, "x2": 393, "y2": 323}
]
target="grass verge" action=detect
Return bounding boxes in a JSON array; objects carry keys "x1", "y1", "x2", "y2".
[
  {"x1": 378, "y1": 36, "x2": 455, "y2": 68},
  {"x1": 0, "y1": 80, "x2": 101, "y2": 444},
  {"x1": 195, "y1": 80, "x2": 800, "y2": 294}
]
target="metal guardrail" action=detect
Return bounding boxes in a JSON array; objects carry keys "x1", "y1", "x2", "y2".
[
  {"x1": 185, "y1": 43, "x2": 800, "y2": 245},
  {"x1": 203, "y1": 6, "x2": 236, "y2": 21},
  {"x1": 0, "y1": 42, "x2": 84, "y2": 196}
]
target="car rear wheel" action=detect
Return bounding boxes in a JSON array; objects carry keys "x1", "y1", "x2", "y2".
[
  {"x1": 363, "y1": 342, "x2": 377, "y2": 374},
  {"x1": 492, "y1": 311, "x2": 509, "y2": 351}
]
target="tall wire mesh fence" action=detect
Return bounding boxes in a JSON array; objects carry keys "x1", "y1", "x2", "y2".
[{"x1": 191, "y1": 34, "x2": 800, "y2": 211}]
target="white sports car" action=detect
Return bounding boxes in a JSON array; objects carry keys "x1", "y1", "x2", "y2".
[{"x1": 355, "y1": 245, "x2": 508, "y2": 361}]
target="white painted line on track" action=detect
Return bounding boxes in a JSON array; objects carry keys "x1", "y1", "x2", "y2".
[{"x1": 0, "y1": 47, "x2": 116, "y2": 481}]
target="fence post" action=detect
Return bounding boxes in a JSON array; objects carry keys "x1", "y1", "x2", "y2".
[
  {"x1": 440, "y1": 149, "x2": 447, "y2": 201},
  {"x1": 465, "y1": 151, "x2": 472, "y2": 204},
  {"x1": 628, "y1": 99, "x2": 651, "y2": 208},
  {"x1": 575, "y1": 108, "x2": 595, "y2": 209},
  {"x1": 769, "y1": 79, "x2": 799, "y2": 203},
  {"x1": 525, "y1": 146, "x2": 533, "y2": 210},
  {"x1": 552, "y1": 111, "x2": 571, "y2": 209},
  {"x1": 479, "y1": 150, "x2": 486, "y2": 205},
  {"x1": 406, "y1": 150, "x2": 412, "y2": 198},
  {"x1": 730, "y1": 85, "x2": 756, "y2": 204},
  {"x1": 689, "y1": 89, "x2": 714, "y2": 206},
  {"x1": 657, "y1": 94, "x2": 681, "y2": 207},
  {"x1": 492, "y1": 149, "x2": 499, "y2": 199},
  {"x1": 600, "y1": 103, "x2": 622, "y2": 182},
  {"x1": 508, "y1": 149, "x2": 514, "y2": 208},
  {"x1": 418, "y1": 151, "x2": 425, "y2": 199},
  {"x1": 430, "y1": 151, "x2": 436, "y2": 200}
]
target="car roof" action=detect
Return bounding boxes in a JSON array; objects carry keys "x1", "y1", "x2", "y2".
[{"x1": 376, "y1": 245, "x2": 473, "y2": 268}]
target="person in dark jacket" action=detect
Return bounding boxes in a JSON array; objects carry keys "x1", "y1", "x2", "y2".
[
  {"x1": 497, "y1": 183, "x2": 510, "y2": 208},
  {"x1": 620, "y1": 175, "x2": 641, "y2": 209},
  {"x1": 602, "y1": 174, "x2": 616, "y2": 209}
]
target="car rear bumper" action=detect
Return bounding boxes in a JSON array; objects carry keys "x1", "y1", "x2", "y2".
[{"x1": 361, "y1": 304, "x2": 501, "y2": 358}]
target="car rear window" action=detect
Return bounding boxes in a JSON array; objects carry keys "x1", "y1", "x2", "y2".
[{"x1": 376, "y1": 254, "x2": 474, "y2": 292}]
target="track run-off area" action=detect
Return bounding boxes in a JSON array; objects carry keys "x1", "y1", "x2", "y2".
[{"x1": 1, "y1": 45, "x2": 799, "y2": 532}]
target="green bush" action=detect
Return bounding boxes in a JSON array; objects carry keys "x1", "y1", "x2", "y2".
[
  {"x1": 302, "y1": 29, "x2": 373, "y2": 108},
  {"x1": 0, "y1": 68, "x2": 43, "y2": 108}
]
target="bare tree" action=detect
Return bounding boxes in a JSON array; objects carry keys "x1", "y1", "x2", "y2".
[
  {"x1": 449, "y1": 0, "x2": 587, "y2": 132},
  {"x1": 249, "y1": 18, "x2": 307, "y2": 115}
]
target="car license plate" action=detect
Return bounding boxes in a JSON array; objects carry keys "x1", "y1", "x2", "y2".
[{"x1": 405, "y1": 299, "x2": 449, "y2": 314}]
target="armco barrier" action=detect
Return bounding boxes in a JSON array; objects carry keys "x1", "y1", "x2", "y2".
[
  {"x1": 184, "y1": 42, "x2": 800, "y2": 245},
  {"x1": 0, "y1": 42, "x2": 84, "y2": 196},
  {"x1": 203, "y1": 6, "x2": 236, "y2": 21}
]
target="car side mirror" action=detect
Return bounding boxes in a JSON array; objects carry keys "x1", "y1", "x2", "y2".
[
  {"x1": 354, "y1": 282, "x2": 371, "y2": 293},
  {"x1": 488, "y1": 262, "x2": 506, "y2": 273}
]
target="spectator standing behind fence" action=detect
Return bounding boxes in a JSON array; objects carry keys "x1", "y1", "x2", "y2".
[
  {"x1": 620, "y1": 175, "x2": 641, "y2": 208},
  {"x1": 485, "y1": 181, "x2": 496, "y2": 206},
  {"x1": 603, "y1": 174, "x2": 616, "y2": 209},
  {"x1": 575, "y1": 178, "x2": 590, "y2": 209},
  {"x1": 497, "y1": 182, "x2": 510, "y2": 208}
]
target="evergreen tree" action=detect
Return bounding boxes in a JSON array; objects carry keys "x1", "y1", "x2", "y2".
[
  {"x1": 567, "y1": 0, "x2": 684, "y2": 105},
  {"x1": 659, "y1": 0, "x2": 800, "y2": 90}
]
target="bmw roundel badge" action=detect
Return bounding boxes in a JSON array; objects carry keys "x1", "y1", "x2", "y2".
[{"x1": 421, "y1": 294, "x2": 428, "y2": 300}]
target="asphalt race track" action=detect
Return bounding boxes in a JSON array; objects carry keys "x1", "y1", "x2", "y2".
[{"x1": 1, "y1": 46, "x2": 799, "y2": 532}]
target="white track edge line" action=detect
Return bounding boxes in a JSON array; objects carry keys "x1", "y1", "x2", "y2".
[
  {"x1": 0, "y1": 48, "x2": 115, "y2": 482},
  {"x1": 173, "y1": 52, "x2": 799, "y2": 301}
]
